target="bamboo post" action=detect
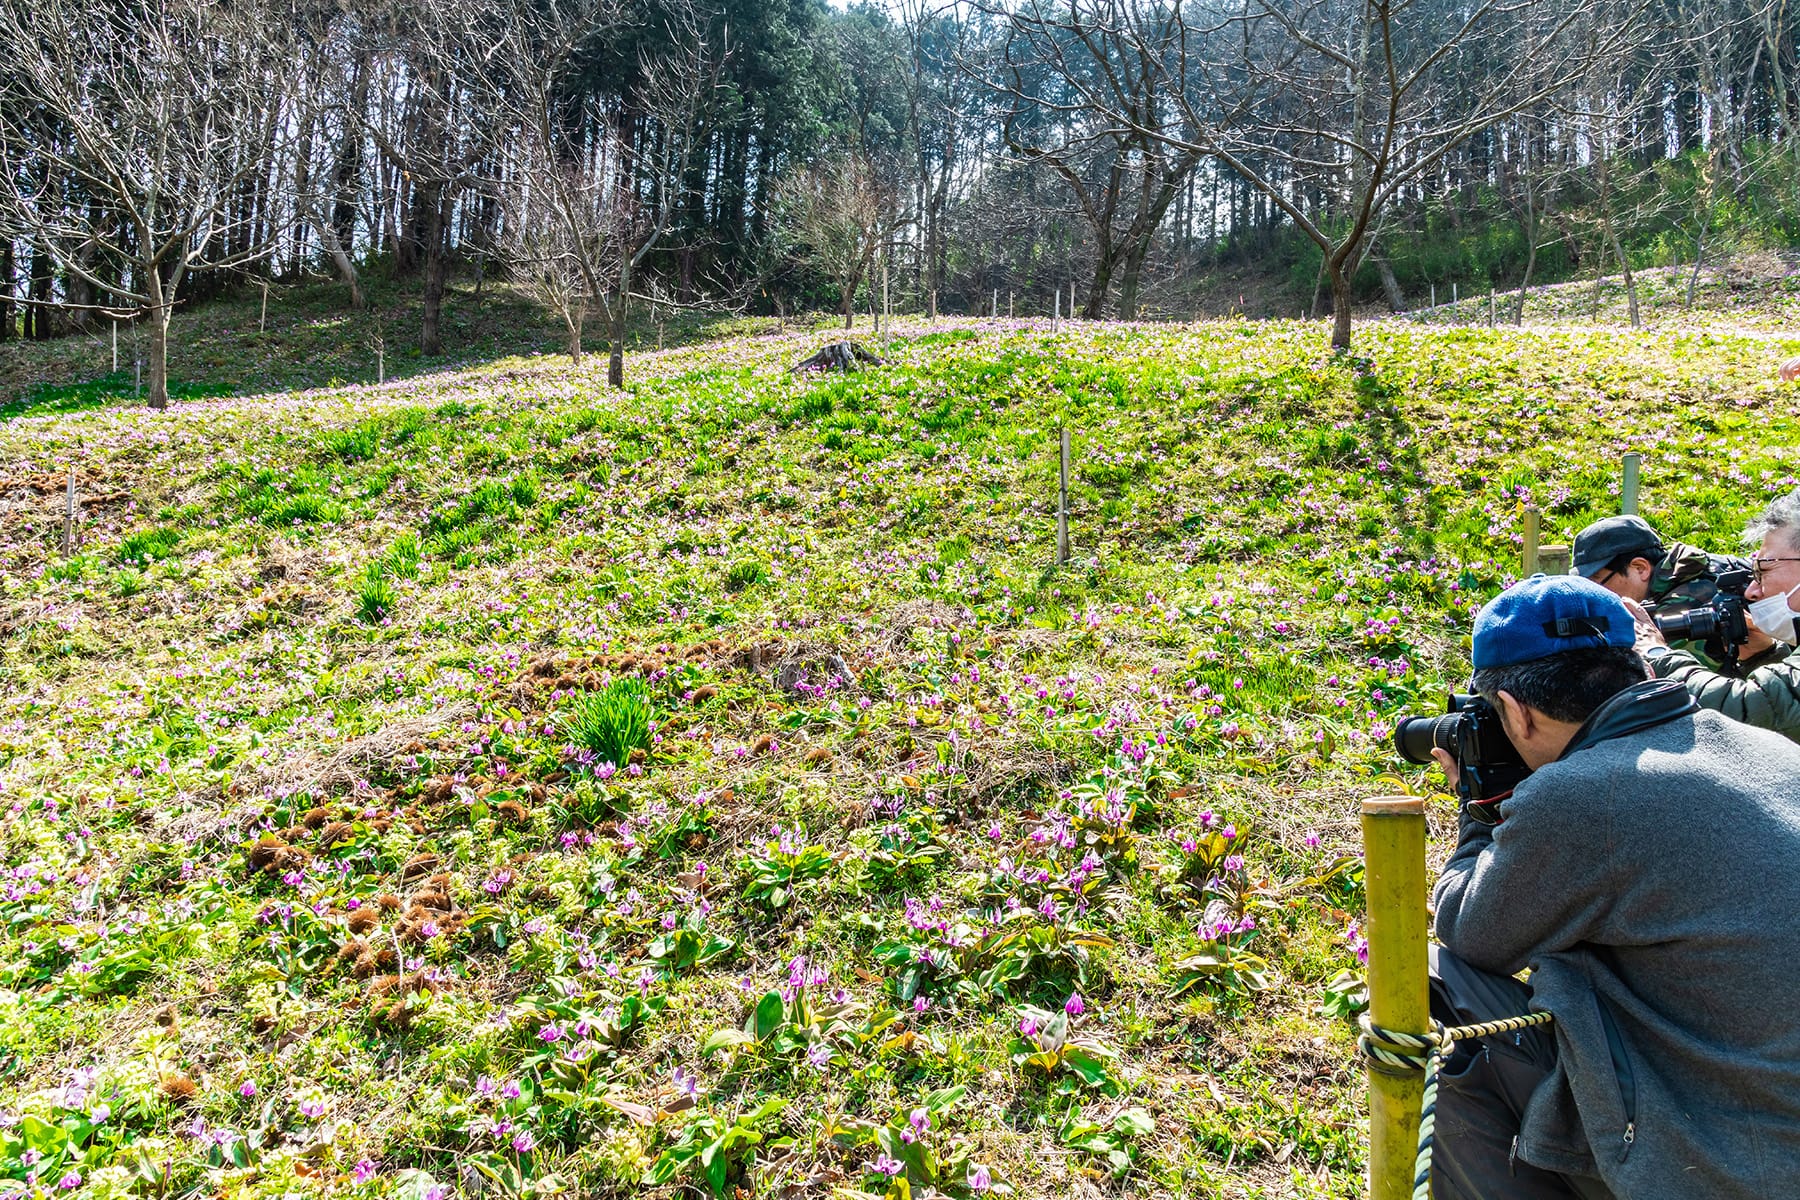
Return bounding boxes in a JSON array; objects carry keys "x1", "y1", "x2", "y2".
[
  {"x1": 260, "y1": 282, "x2": 268, "y2": 332},
  {"x1": 1488, "y1": 288, "x2": 1496, "y2": 327},
  {"x1": 1009, "y1": 291, "x2": 1014, "y2": 319},
  {"x1": 1620, "y1": 453, "x2": 1641, "y2": 516},
  {"x1": 1362, "y1": 796, "x2": 1431, "y2": 1200},
  {"x1": 111, "y1": 321, "x2": 117, "y2": 373},
  {"x1": 1057, "y1": 427, "x2": 1070, "y2": 565},
  {"x1": 62, "y1": 470, "x2": 77, "y2": 556},
  {"x1": 992, "y1": 288, "x2": 998, "y2": 319},
  {"x1": 882, "y1": 259, "x2": 890, "y2": 330},
  {"x1": 1538, "y1": 544, "x2": 1572, "y2": 576},
  {"x1": 1053, "y1": 289, "x2": 1060, "y2": 333},
  {"x1": 1522, "y1": 507, "x2": 1542, "y2": 576},
  {"x1": 1068, "y1": 281, "x2": 1075, "y2": 321},
  {"x1": 134, "y1": 355, "x2": 141, "y2": 399}
]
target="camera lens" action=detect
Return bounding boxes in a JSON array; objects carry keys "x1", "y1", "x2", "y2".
[
  {"x1": 1394, "y1": 712, "x2": 1464, "y2": 764},
  {"x1": 1655, "y1": 607, "x2": 1718, "y2": 642}
]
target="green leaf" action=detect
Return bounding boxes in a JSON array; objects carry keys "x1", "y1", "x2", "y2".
[
  {"x1": 1112, "y1": 1109, "x2": 1155, "y2": 1137},
  {"x1": 703, "y1": 1028, "x2": 756, "y2": 1056},
  {"x1": 754, "y1": 990, "x2": 784, "y2": 1041}
]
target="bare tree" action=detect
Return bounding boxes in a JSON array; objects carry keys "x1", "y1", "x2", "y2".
[
  {"x1": 0, "y1": 0, "x2": 294, "y2": 408},
  {"x1": 1000, "y1": 0, "x2": 1652, "y2": 349},
  {"x1": 491, "y1": 0, "x2": 718, "y2": 385},
  {"x1": 356, "y1": 0, "x2": 509, "y2": 356},
  {"x1": 775, "y1": 155, "x2": 909, "y2": 329},
  {"x1": 985, "y1": 3, "x2": 1202, "y2": 318}
]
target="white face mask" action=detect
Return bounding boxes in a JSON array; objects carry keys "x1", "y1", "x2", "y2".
[{"x1": 1748, "y1": 583, "x2": 1800, "y2": 645}]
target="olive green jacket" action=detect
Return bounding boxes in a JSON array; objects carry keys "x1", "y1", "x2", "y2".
[{"x1": 1649, "y1": 646, "x2": 1800, "y2": 742}]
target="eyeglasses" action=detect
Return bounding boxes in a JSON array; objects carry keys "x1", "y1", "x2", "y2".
[{"x1": 1751, "y1": 557, "x2": 1800, "y2": 584}]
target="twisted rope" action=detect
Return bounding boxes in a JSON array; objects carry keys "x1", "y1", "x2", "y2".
[{"x1": 1358, "y1": 1010, "x2": 1556, "y2": 1200}]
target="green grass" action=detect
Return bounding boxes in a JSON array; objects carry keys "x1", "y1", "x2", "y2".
[{"x1": 0, "y1": 312, "x2": 1796, "y2": 1199}]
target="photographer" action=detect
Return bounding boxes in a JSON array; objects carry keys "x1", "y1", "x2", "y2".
[
  {"x1": 1421, "y1": 575, "x2": 1800, "y2": 1200},
  {"x1": 1568, "y1": 514, "x2": 1776, "y2": 668},
  {"x1": 1625, "y1": 490, "x2": 1800, "y2": 743}
]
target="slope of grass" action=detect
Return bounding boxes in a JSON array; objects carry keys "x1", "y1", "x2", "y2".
[{"x1": 1, "y1": 317, "x2": 1797, "y2": 1200}]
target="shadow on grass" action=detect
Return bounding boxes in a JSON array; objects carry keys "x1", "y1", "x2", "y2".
[
  {"x1": 0, "y1": 273, "x2": 784, "y2": 421},
  {"x1": 0, "y1": 372, "x2": 234, "y2": 422}
]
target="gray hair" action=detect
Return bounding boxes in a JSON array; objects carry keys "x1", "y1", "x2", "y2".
[{"x1": 1745, "y1": 488, "x2": 1800, "y2": 552}]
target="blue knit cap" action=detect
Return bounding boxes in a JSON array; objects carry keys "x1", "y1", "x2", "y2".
[{"x1": 1471, "y1": 574, "x2": 1636, "y2": 670}]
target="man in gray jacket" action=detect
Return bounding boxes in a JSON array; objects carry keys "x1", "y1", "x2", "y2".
[{"x1": 1425, "y1": 573, "x2": 1800, "y2": 1199}]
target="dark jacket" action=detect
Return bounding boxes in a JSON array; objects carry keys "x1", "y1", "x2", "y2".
[{"x1": 1433, "y1": 680, "x2": 1800, "y2": 1198}]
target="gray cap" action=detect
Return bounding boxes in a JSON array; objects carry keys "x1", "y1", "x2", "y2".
[{"x1": 1570, "y1": 515, "x2": 1663, "y2": 578}]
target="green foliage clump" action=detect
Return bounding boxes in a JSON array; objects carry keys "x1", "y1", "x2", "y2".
[{"x1": 559, "y1": 677, "x2": 652, "y2": 769}]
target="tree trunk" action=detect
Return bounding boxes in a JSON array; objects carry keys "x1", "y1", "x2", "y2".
[
  {"x1": 1117, "y1": 241, "x2": 1149, "y2": 320},
  {"x1": 1607, "y1": 223, "x2": 1640, "y2": 328},
  {"x1": 1515, "y1": 232, "x2": 1539, "y2": 325},
  {"x1": 1375, "y1": 258, "x2": 1407, "y2": 312},
  {"x1": 316, "y1": 213, "x2": 366, "y2": 310},
  {"x1": 567, "y1": 303, "x2": 583, "y2": 364},
  {"x1": 422, "y1": 239, "x2": 445, "y2": 354},
  {"x1": 0, "y1": 238, "x2": 12, "y2": 342},
  {"x1": 146, "y1": 265, "x2": 171, "y2": 410},
  {"x1": 608, "y1": 255, "x2": 630, "y2": 389},
  {"x1": 1329, "y1": 266, "x2": 1354, "y2": 352}
]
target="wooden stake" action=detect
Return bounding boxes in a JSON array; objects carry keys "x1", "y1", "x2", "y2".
[
  {"x1": 881, "y1": 259, "x2": 890, "y2": 331},
  {"x1": 111, "y1": 322, "x2": 117, "y2": 373},
  {"x1": 62, "y1": 470, "x2": 77, "y2": 556},
  {"x1": 1538, "y1": 544, "x2": 1572, "y2": 576},
  {"x1": 1053, "y1": 289, "x2": 1060, "y2": 333},
  {"x1": 992, "y1": 289, "x2": 998, "y2": 319},
  {"x1": 134, "y1": 356, "x2": 141, "y2": 399},
  {"x1": 1057, "y1": 427, "x2": 1071, "y2": 565},
  {"x1": 1522, "y1": 507, "x2": 1542, "y2": 576},
  {"x1": 1488, "y1": 288, "x2": 1496, "y2": 326},
  {"x1": 1009, "y1": 291, "x2": 1014, "y2": 319},
  {"x1": 1361, "y1": 796, "x2": 1430, "y2": 1200},
  {"x1": 1621, "y1": 453, "x2": 1641, "y2": 516},
  {"x1": 1068, "y1": 281, "x2": 1075, "y2": 321},
  {"x1": 260, "y1": 282, "x2": 268, "y2": 332}
]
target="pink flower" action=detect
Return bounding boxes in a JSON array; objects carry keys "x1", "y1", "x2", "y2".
[
  {"x1": 1064, "y1": 991, "x2": 1085, "y2": 1016},
  {"x1": 968, "y1": 1165, "x2": 993, "y2": 1191},
  {"x1": 353, "y1": 1159, "x2": 376, "y2": 1185},
  {"x1": 239, "y1": 1080, "x2": 257, "y2": 1098},
  {"x1": 511, "y1": 1129, "x2": 537, "y2": 1154}
]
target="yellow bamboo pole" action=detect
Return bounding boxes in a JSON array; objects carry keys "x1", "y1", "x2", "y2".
[
  {"x1": 1362, "y1": 796, "x2": 1430, "y2": 1200},
  {"x1": 1522, "y1": 507, "x2": 1541, "y2": 576}
]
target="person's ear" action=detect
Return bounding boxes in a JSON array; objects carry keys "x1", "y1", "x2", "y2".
[
  {"x1": 1631, "y1": 557, "x2": 1655, "y2": 583},
  {"x1": 1494, "y1": 690, "x2": 1533, "y2": 742}
]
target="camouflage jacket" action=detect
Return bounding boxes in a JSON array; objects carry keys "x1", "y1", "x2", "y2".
[{"x1": 1641, "y1": 540, "x2": 1786, "y2": 670}]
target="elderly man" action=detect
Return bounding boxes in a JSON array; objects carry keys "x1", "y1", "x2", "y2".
[
  {"x1": 1425, "y1": 574, "x2": 1800, "y2": 1199},
  {"x1": 1628, "y1": 488, "x2": 1800, "y2": 741}
]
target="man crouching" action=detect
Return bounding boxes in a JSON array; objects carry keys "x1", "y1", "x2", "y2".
[{"x1": 1425, "y1": 573, "x2": 1800, "y2": 1199}]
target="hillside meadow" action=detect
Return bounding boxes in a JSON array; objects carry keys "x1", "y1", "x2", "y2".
[{"x1": 1, "y1": 317, "x2": 1798, "y2": 1200}]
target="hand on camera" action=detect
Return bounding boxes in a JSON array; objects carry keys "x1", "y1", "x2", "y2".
[
  {"x1": 1430, "y1": 747, "x2": 1461, "y2": 795},
  {"x1": 1741, "y1": 610, "x2": 1779, "y2": 658}
]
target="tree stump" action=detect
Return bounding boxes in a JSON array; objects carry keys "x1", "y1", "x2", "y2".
[{"x1": 793, "y1": 340, "x2": 885, "y2": 373}]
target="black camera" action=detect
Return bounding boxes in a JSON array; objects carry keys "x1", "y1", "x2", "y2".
[
  {"x1": 1652, "y1": 566, "x2": 1751, "y2": 674},
  {"x1": 1394, "y1": 694, "x2": 1530, "y2": 821}
]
